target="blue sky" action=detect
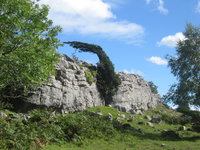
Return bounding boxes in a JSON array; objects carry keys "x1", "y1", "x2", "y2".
[{"x1": 39, "y1": 0, "x2": 200, "y2": 96}]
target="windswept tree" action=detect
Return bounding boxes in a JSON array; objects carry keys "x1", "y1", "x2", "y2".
[
  {"x1": 164, "y1": 24, "x2": 200, "y2": 111},
  {"x1": 65, "y1": 41, "x2": 121, "y2": 105},
  {"x1": 0, "y1": 0, "x2": 62, "y2": 99}
]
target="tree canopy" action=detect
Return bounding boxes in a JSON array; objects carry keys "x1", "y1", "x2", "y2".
[
  {"x1": 0, "y1": 0, "x2": 62, "y2": 99},
  {"x1": 164, "y1": 24, "x2": 200, "y2": 110},
  {"x1": 65, "y1": 41, "x2": 121, "y2": 105}
]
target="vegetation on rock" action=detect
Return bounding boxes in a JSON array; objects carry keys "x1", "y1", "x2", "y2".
[
  {"x1": 85, "y1": 70, "x2": 96, "y2": 85},
  {"x1": 0, "y1": 0, "x2": 62, "y2": 100},
  {"x1": 65, "y1": 41, "x2": 121, "y2": 105}
]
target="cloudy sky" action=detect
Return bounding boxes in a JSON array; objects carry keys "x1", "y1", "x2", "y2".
[{"x1": 38, "y1": 0, "x2": 199, "y2": 96}]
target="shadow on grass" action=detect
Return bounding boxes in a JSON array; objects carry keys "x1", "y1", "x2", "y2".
[{"x1": 119, "y1": 128, "x2": 200, "y2": 142}]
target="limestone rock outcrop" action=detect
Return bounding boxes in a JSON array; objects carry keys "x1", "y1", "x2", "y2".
[
  {"x1": 25, "y1": 56, "x2": 103, "y2": 113},
  {"x1": 112, "y1": 72, "x2": 160, "y2": 114},
  {"x1": 24, "y1": 55, "x2": 160, "y2": 113}
]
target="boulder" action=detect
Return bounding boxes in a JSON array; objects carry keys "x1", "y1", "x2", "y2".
[
  {"x1": 107, "y1": 113, "x2": 113, "y2": 120},
  {"x1": 147, "y1": 122, "x2": 154, "y2": 127},
  {"x1": 118, "y1": 114, "x2": 126, "y2": 118},
  {"x1": 178, "y1": 126, "x2": 187, "y2": 131},
  {"x1": 145, "y1": 115, "x2": 152, "y2": 121},
  {"x1": 96, "y1": 112, "x2": 103, "y2": 116},
  {"x1": 0, "y1": 112, "x2": 7, "y2": 119}
]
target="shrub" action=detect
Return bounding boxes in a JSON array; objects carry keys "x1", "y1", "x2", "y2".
[
  {"x1": 192, "y1": 123, "x2": 200, "y2": 132},
  {"x1": 0, "y1": 109, "x2": 66, "y2": 150},
  {"x1": 160, "y1": 113, "x2": 192, "y2": 125},
  {"x1": 57, "y1": 112, "x2": 117, "y2": 141},
  {"x1": 0, "y1": 109, "x2": 121, "y2": 149},
  {"x1": 161, "y1": 130, "x2": 181, "y2": 140},
  {"x1": 85, "y1": 71, "x2": 95, "y2": 85},
  {"x1": 0, "y1": 101, "x2": 13, "y2": 110}
]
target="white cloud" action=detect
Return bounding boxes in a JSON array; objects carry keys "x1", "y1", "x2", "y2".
[
  {"x1": 147, "y1": 56, "x2": 168, "y2": 65},
  {"x1": 38, "y1": 0, "x2": 144, "y2": 44},
  {"x1": 196, "y1": 1, "x2": 200, "y2": 13},
  {"x1": 146, "y1": 0, "x2": 168, "y2": 14},
  {"x1": 157, "y1": 32, "x2": 186, "y2": 48},
  {"x1": 158, "y1": 0, "x2": 168, "y2": 14},
  {"x1": 123, "y1": 69, "x2": 144, "y2": 77}
]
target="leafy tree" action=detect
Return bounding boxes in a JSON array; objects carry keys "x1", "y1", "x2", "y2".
[
  {"x1": 0, "y1": 0, "x2": 62, "y2": 99},
  {"x1": 65, "y1": 41, "x2": 121, "y2": 105},
  {"x1": 164, "y1": 24, "x2": 200, "y2": 111}
]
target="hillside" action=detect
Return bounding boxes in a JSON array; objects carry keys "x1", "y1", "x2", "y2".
[{"x1": 1, "y1": 105, "x2": 200, "y2": 150}]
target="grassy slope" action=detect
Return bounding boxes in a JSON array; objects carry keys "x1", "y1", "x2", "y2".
[{"x1": 43, "y1": 106, "x2": 200, "y2": 150}]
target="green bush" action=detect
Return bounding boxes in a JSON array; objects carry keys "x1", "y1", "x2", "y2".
[
  {"x1": 160, "y1": 113, "x2": 192, "y2": 125},
  {"x1": 161, "y1": 130, "x2": 181, "y2": 140},
  {"x1": 57, "y1": 112, "x2": 117, "y2": 140},
  {"x1": 0, "y1": 109, "x2": 66, "y2": 150},
  {"x1": 85, "y1": 71, "x2": 95, "y2": 85},
  {"x1": 192, "y1": 123, "x2": 200, "y2": 132},
  {"x1": 0, "y1": 101, "x2": 13, "y2": 110},
  {"x1": 0, "y1": 109, "x2": 121, "y2": 150}
]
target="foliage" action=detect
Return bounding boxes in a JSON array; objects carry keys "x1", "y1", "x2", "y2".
[
  {"x1": 160, "y1": 113, "x2": 192, "y2": 125},
  {"x1": 148, "y1": 81, "x2": 158, "y2": 94},
  {"x1": 85, "y1": 70, "x2": 96, "y2": 85},
  {"x1": 65, "y1": 41, "x2": 121, "y2": 105},
  {"x1": 1, "y1": 106, "x2": 200, "y2": 150},
  {"x1": 0, "y1": 101, "x2": 13, "y2": 110},
  {"x1": 44, "y1": 105, "x2": 200, "y2": 150},
  {"x1": 0, "y1": 0, "x2": 62, "y2": 100},
  {"x1": 0, "y1": 108, "x2": 119, "y2": 150},
  {"x1": 57, "y1": 112, "x2": 118, "y2": 144},
  {"x1": 0, "y1": 109, "x2": 64, "y2": 150},
  {"x1": 164, "y1": 24, "x2": 200, "y2": 110}
]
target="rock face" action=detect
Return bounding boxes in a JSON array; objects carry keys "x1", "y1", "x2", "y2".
[
  {"x1": 24, "y1": 55, "x2": 160, "y2": 113},
  {"x1": 112, "y1": 72, "x2": 160, "y2": 114},
  {"x1": 25, "y1": 56, "x2": 103, "y2": 113}
]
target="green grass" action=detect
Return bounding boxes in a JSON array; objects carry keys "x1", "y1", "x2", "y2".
[
  {"x1": 1, "y1": 105, "x2": 200, "y2": 150},
  {"x1": 43, "y1": 106, "x2": 200, "y2": 150},
  {"x1": 43, "y1": 137, "x2": 200, "y2": 150}
]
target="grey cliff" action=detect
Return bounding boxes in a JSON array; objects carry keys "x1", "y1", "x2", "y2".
[
  {"x1": 24, "y1": 55, "x2": 160, "y2": 113},
  {"x1": 112, "y1": 72, "x2": 160, "y2": 114}
]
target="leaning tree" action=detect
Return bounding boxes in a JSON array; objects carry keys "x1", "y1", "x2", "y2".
[{"x1": 65, "y1": 41, "x2": 121, "y2": 105}]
